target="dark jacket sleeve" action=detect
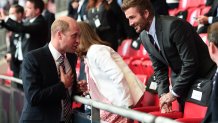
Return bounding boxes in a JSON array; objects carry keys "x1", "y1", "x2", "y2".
[{"x1": 2, "y1": 16, "x2": 47, "y2": 35}]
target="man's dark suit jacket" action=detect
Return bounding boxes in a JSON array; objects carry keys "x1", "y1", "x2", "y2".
[
  {"x1": 43, "y1": 9, "x2": 55, "y2": 30},
  {"x1": 42, "y1": 9, "x2": 55, "y2": 41},
  {"x1": 19, "y1": 45, "x2": 78, "y2": 123},
  {"x1": 140, "y1": 15, "x2": 216, "y2": 100},
  {"x1": 2, "y1": 15, "x2": 49, "y2": 57},
  {"x1": 68, "y1": 0, "x2": 88, "y2": 21},
  {"x1": 203, "y1": 71, "x2": 218, "y2": 123}
]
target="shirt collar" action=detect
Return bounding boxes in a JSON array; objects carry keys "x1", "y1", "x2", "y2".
[
  {"x1": 148, "y1": 17, "x2": 156, "y2": 36},
  {"x1": 29, "y1": 16, "x2": 38, "y2": 23},
  {"x1": 48, "y1": 42, "x2": 64, "y2": 62}
]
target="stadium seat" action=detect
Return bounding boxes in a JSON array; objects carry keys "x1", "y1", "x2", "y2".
[
  {"x1": 179, "y1": 0, "x2": 202, "y2": 10},
  {"x1": 176, "y1": 102, "x2": 207, "y2": 123},
  {"x1": 136, "y1": 74, "x2": 147, "y2": 85},
  {"x1": 149, "y1": 100, "x2": 183, "y2": 119},
  {"x1": 186, "y1": 8, "x2": 201, "y2": 27},
  {"x1": 133, "y1": 94, "x2": 160, "y2": 123},
  {"x1": 129, "y1": 57, "x2": 154, "y2": 76},
  {"x1": 148, "y1": 101, "x2": 207, "y2": 122},
  {"x1": 136, "y1": 45, "x2": 150, "y2": 60},
  {"x1": 200, "y1": 0, "x2": 207, "y2": 6},
  {"x1": 129, "y1": 58, "x2": 144, "y2": 75},
  {"x1": 117, "y1": 39, "x2": 139, "y2": 58},
  {"x1": 141, "y1": 60, "x2": 154, "y2": 79},
  {"x1": 200, "y1": 6, "x2": 211, "y2": 15}
]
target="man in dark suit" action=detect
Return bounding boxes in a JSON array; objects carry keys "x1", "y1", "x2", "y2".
[
  {"x1": 42, "y1": 0, "x2": 55, "y2": 41},
  {"x1": 19, "y1": 16, "x2": 80, "y2": 123},
  {"x1": 68, "y1": 0, "x2": 88, "y2": 21},
  {"x1": 202, "y1": 22, "x2": 218, "y2": 123},
  {"x1": 197, "y1": 0, "x2": 218, "y2": 33},
  {"x1": 4, "y1": 4, "x2": 25, "y2": 79},
  {"x1": 3, "y1": 4, "x2": 25, "y2": 90},
  {"x1": 0, "y1": 0, "x2": 49, "y2": 59},
  {"x1": 122, "y1": 0, "x2": 216, "y2": 113}
]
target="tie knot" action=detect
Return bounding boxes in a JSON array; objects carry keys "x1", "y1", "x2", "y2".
[{"x1": 58, "y1": 54, "x2": 65, "y2": 65}]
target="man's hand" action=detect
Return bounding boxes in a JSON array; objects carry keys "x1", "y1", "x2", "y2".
[
  {"x1": 5, "y1": 53, "x2": 12, "y2": 63},
  {"x1": 159, "y1": 92, "x2": 177, "y2": 113},
  {"x1": 60, "y1": 66, "x2": 73, "y2": 88},
  {"x1": 0, "y1": 8, "x2": 6, "y2": 20},
  {"x1": 161, "y1": 103, "x2": 172, "y2": 113},
  {"x1": 77, "y1": 80, "x2": 88, "y2": 95},
  {"x1": 197, "y1": 16, "x2": 209, "y2": 24}
]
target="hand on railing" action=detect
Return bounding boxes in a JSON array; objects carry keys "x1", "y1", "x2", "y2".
[{"x1": 77, "y1": 80, "x2": 89, "y2": 96}]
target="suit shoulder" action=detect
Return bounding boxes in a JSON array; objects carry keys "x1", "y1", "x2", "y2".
[
  {"x1": 26, "y1": 45, "x2": 48, "y2": 57},
  {"x1": 159, "y1": 15, "x2": 188, "y2": 24}
]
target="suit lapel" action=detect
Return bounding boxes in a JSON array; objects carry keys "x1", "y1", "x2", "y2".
[
  {"x1": 43, "y1": 45, "x2": 60, "y2": 79},
  {"x1": 140, "y1": 30, "x2": 167, "y2": 65},
  {"x1": 155, "y1": 16, "x2": 169, "y2": 65}
]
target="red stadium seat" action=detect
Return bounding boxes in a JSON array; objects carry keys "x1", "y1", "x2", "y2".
[
  {"x1": 133, "y1": 94, "x2": 160, "y2": 123},
  {"x1": 176, "y1": 102, "x2": 207, "y2": 123},
  {"x1": 117, "y1": 39, "x2": 139, "y2": 58},
  {"x1": 200, "y1": 0, "x2": 207, "y2": 6},
  {"x1": 200, "y1": 6, "x2": 211, "y2": 15},
  {"x1": 129, "y1": 58, "x2": 144, "y2": 75},
  {"x1": 186, "y1": 8, "x2": 201, "y2": 27},
  {"x1": 136, "y1": 74, "x2": 147, "y2": 85},
  {"x1": 147, "y1": 101, "x2": 207, "y2": 123},
  {"x1": 141, "y1": 60, "x2": 154, "y2": 79},
  {"x1": 179, "y1": 0, "x2": 202, "y2": 10},
  {"x1": 149, "y1": 100, "x2": 182, "y2": 119},
  {"x1": 136, "y1": 45, "x2": 150, "y2": 59},
  {"x1": 129, "y1": 57, "x2": 154, "y2": 77}
]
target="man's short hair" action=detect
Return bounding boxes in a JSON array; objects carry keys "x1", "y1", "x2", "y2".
[
  {"x1": 208, "y1": 22, "x2": 218, "y2": 47},
  {"x1": 121, "y1": 0, "x2": 154, "y2": 15},
  {"x1": 51, "y1": 19, "x2": 70, "y2": 35},
  {"x1": 11, "y1": 4, "x2": 24, "y2": 14},
  {"x1": 27, "y1": 0, "x2": 44, "y2": 13}
]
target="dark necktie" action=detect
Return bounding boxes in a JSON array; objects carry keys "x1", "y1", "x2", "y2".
[
  {"x1": 58, "y1": 54, "x2": 72, "y2": 123},
  {"x1": 148, "y1": 34, "x2": 160, "y2": 51}
]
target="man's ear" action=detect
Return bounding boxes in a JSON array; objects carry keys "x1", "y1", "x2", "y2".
[
  {"x1": 211, "y1": 42, "x2": 216, "y2": 54},
  {"x1": 143, "y1": 9, "x2": 149, "y2": 18},
  {"x1": 57, "y1": 31, "x2": 62, "y2": 40},
  {"x1": 35, "y1": 8, "x2": 41, "y2": 15}
]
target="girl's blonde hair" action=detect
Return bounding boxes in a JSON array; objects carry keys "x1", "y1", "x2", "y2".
[{"x1": 77, "y1": 22, "x2": 110, "y2": 56}]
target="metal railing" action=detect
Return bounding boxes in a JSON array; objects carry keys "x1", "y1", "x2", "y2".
[{"x1": 0, "y1": 75, "x2": 181, "y2": 123}]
